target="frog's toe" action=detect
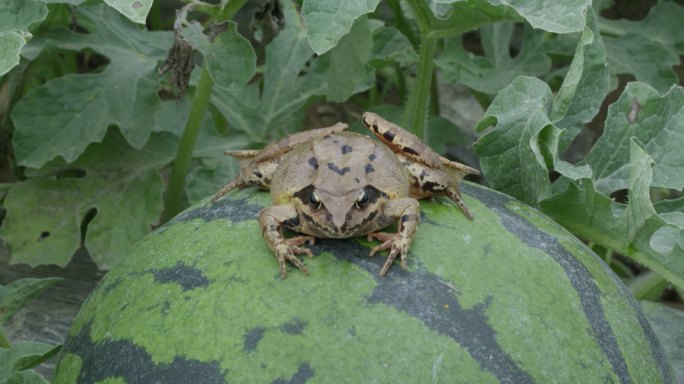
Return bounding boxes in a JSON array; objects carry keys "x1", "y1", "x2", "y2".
[
  {"x1": 368, "y1": 232, "x2": 409, "y2": 276},
  {"x1": 275, "y1": 243, "x2": 311, "y2": 279}
]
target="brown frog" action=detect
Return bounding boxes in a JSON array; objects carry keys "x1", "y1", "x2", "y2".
[{"x1": 212, "y1": 112, "x2": 479, "y2": 278}]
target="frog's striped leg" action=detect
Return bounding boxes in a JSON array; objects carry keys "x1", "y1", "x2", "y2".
[
  {"x1": 367, "y1": 198, "x2": 420, "y2": 276},
  {"x1": 397, "y1": 153, "x2": 475, "y2": 220},
  {"x1": 361, "y1": 112, "x2": 478, "y2": 220}
]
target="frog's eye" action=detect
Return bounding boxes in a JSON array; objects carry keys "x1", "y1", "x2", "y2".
[
  {"x1": 309, "y1": 190, "x2": 322, "y2": 209},
  {"x1": 356, "y1": 190, "x2": 369, "y2": 209}
]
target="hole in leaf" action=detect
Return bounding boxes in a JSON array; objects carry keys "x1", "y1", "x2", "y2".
[
  {"x1": 56, "y1": 168, "x2": 87, "y2": 179},
  {"x1": 80, "y1": 207, "x2": 98, "y2": 245},
  {"x1": 610, "y1": 189, "x2": 628, "y2": 204}
]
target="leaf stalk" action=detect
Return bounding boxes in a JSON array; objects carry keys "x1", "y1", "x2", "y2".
[{"x1": 161, "y1": 66, "x2": 214, "y2": 223}]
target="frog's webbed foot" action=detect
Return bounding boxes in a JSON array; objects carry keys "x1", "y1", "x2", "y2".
[
  {"x1": 274, "y1": 236, "x2": 315, "y2": 279},
  {"x1": 367, "y1": 232, "x2": 411, "y2": 276},
  {"x1": 367, "y1": 198, "x2": 419, "y2": 276},
  {"x1": 260, "y1": 204, "x2": 315, "y2": 279}
]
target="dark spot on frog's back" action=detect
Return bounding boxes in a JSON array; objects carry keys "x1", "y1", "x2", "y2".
[
  {"x1": 341, "y1": 145, "x2": 352, "y2": 154},
  {"x1": 308, "y1": 156, "x2": 318, "y2": 169},
  {"x1": 327, "y1": 162, "x2": 351, "y2": 176},
  {"x1": 368, "y1": 153, "x2": 377, "y2": 161},
  {"x1": 365, "y1": 164, "x2": 375, "y2": 173}
]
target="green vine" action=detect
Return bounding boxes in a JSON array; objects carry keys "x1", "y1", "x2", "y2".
[{"x1": 161, "y1": 66, "x2": 214, "y2": 223}]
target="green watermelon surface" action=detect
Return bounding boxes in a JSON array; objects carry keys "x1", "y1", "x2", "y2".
[{"x1": 53, "y1": 183, "x2": 674, "y2": 383}]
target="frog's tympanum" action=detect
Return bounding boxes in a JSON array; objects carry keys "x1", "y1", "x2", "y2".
[{"x1": 212, "y1": 113, "x2": 479, "y2": 278}]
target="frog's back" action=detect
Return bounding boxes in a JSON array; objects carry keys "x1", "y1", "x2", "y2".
[{"x1": 312, "y1": 132, "x2": 408, "y2": 198}]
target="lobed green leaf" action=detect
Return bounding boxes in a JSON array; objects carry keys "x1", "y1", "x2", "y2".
[
  {"x1": 181, "y1": 21, "x2": 256, "y2": 90},
  {"x1": 0, "y1": 132, "x2": 178, "y2": 269},
  {"x1": 584, "y1": 83, "x2": 684, "y2": 194},
  {"x1": 104, "y1": 0, "x2": 153, "y2": 24},
  {"x1": 10, "y1": 5, "x2": 172, "y2": 168},
  {"x1": 551, "y1": 8, "x2": 612, "y2": 151},
  {"x1": 323, "y1": 16, "x2": 375, "y2": 102},
  {"x1": 433, "y1": 0, "x2": 590, "y2": 34},
  {"x1": 603, "y1": 33, "x2": 679, "y2": 94},
  {"x1": 599, "y1": 1, "x2": 684, "y2": 54},
  {"x1": 211, "y1": 1, "x2": 327, "y2": 142},
  {"x1": 436, "y1": 23, "x2": 550, "y2": 95},
  {"x1": 0, "y1": 0, "x2": 47, "y2": 76},
  {"x1": 301, "y1": 0, "x2": 381, "y2": 55},
  {"x1": 370, "y1": 26, "x2": 417, "y2": 67}
]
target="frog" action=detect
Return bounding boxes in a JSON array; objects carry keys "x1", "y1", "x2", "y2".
[{"x1": 212, "y1": 112, "x2": 479, "y2": 278}]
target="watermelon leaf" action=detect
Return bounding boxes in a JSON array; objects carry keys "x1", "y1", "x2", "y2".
[
  {"x1": 432, "y1": 0, "x2": 590, "y2": 34},
  {"x1": 436, "y1": 23, "x2": 551, "y2": 96},
  {"x1": 0, "y1": 342, "x2": 60, "y2": 383},
  {"x1": 211, "y1": 1, "x2": 326, "y2": 142},
  {"x1": 103, "y1": 0, "x2": 153, "y2": 24},
  {"x1": 301, "y1": 0, "x2": 381, "y2": 55},
  {"x1": 10, "y1": 5, "x2": 172, "y2": 169},
  {"x1": 474, "y1": 6, "x2": 684, "y2": 289},
  {"x1": 180, "y1": 21, "x2": 256, "y2": 91},
  {"x1": 0, "y1": 278, "x2": 61, "y2": 325},
  {"x1": 0, "y1": 132, "x2": 178, "y2": 268},
  {"x1": 0, "y1": 0, "x2": 47, "y2": 76}
]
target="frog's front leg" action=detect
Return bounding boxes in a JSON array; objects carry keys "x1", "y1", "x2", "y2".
[
  {"x1": 259, "y1": 204, "x2": 315, "y2": 279},
  {"x1": 367, "y1": 198, "x2": 420, "y2": 276},
  {"x1": 211, "y1": 150, "x2": 276, "y2": 202}
]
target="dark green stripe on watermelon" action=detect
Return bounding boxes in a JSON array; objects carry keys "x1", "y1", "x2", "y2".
[
  {"x1": 147, "y1": 261, "x2": 210, "y2": 291},
  {"x1": 61, "y1": 323, "x2": 226, "y2": 383},
  {"x1": 311, "y1": 238, "x2": 534, "y2": 383},
  {"x1": 462, "y1": 184, "x2": 673, "y2": 384},
  {"x1": 272, "y1": 363, "x2": 314, "y2": 384},
  {"x1": 170, "y1": 197, "x2": 262, "y2": 224}
]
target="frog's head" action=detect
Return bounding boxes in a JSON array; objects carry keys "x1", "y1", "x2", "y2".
[{"x1": 294, "y1": 185, "x2": 387, "y2": 237}]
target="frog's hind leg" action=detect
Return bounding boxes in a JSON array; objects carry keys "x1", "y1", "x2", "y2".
[
  {"x1": 398, "y1": 153, "x2": 478, "y2": 220},
  {"x1": 251, "y1": 122, "x2": 349, "y2": 163},
  {"x1": 362, "y1": 112, "x2": 479, "y2": 219},
  {"x1": 211, "y1": 122, "x2": 349, "y2": 203},
  {"x1": 361, "y1": 112, "x2": 443, "y2": 169}
]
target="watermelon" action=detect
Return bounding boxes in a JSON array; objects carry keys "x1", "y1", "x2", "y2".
[{"x1": 53, "y1": 183, "x2": 674, "y2": 383}]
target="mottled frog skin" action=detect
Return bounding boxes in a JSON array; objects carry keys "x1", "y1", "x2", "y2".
[{"x1": 212, "y1": 113, "x2": 479, "y2": 278}]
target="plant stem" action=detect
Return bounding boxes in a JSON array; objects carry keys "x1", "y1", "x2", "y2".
[
  {"x1": 160, "y1": 66, "x2": 214, "y2": 223},
  {"x1": 0, "y1": 329, "x2": 10, "y2": 349},
  {"x1": 430, "y1": 70, "x2": 440, "y2": 116},
  {"x1": 402, "y1": 35, "x2": 436, "y2": 139},
  {"x1": 402, "y1": 0, "x2": 438, "y2": 140}
]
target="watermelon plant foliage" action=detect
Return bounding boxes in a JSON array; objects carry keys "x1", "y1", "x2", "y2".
[
  {"x1": 0, "y1": 277, "x2": 62, "y2": 383},
  {"x1": 0, "y1": 0, "x2": 683, "y2": 298}
]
